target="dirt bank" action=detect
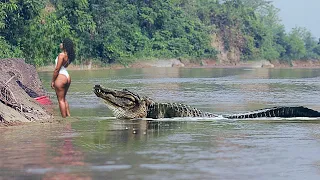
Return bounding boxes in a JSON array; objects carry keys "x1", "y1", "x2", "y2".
[{"x1": 0, "y1": 58, "x2": 53, "y2": 126}]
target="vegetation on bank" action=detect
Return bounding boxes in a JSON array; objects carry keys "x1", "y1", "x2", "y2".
[{"x1": 1, "y1": 0, "x2": 320, "y2": 67}]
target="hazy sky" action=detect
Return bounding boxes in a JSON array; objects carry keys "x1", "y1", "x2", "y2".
[{"x1": 272, "y1": 0, "x2": 320, "y2": 38}]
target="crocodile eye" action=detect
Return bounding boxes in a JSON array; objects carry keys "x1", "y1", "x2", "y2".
[
  {"x1": 123, "y1": 95, "x2": 135, "y2": 102},
  {"x1": 96, "y1": 89, "x2": 100, "y2": 93}
]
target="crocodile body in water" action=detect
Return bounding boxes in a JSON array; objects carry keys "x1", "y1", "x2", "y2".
[{"x1": 93, "y1": 85, "x2": 320, "y2": 119}]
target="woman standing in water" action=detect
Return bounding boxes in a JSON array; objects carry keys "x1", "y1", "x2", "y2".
[{"x1": 51, "y1": 38, "x2": 75, "y2": 118}]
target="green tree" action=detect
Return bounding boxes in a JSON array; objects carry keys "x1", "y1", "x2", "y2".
[
  {"x1": 1, "y1": 0, "x2": 318, "y2": 66},
  {"x1": 1, "y1": 0, "x2": 45, "y2": 45},
  {"x1": 53, "y1": 0, "x2": 96, "y2": 62},
  {"x1": 0, "y1": 36, "x2": 23, "y2": 58},
  {"x1": 0, "y1": 0, "x2": 18, "y2": 29},
  {"x1": 88, "y1": 0, "x2": 215, "y2": 64},
  {"x1": 0, "y1": 0, "x2": 21, "y2": 58},
  {"x1": 280, "y1": 28, "x2": 306, "y2": 60},
  {"x1": 291, "y1": 27, "x2": 319, "y2": 59},
  {"x1": 257, "y1": 3, "x2": 284, "y2": 60},
  {"x1": 22, "y1": 13, "x2": 73, "y2": 66}
]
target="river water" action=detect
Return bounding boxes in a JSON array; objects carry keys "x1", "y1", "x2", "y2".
[{"x1": 1, "y1": 67, "x2": 320, "y2": 180}]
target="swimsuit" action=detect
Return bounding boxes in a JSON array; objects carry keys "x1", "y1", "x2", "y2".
[{"x1": 55, "y1": 56, "x2": 69, "y2": 78}]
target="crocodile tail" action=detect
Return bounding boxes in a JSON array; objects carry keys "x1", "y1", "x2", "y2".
[{"x1": 224, "y1": 106, "x2": 320, "y2": 119}]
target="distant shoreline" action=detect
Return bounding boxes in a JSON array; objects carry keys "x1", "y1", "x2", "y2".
[{"x1": 37, "y1": 59, "x2": 320, "y2": 72}]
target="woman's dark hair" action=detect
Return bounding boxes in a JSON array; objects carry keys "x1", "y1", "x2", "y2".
[{"x1": 62, "y1": 38, "x2": 75, "y2": 66}]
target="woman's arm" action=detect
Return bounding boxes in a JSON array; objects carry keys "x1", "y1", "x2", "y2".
[{"x1": 51, "y1": 53, "x2": 65, "y2": 89}]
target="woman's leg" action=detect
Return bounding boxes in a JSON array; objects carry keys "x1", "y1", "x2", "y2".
[
  {"x1": 54, "y1": 75, "x2": 69, "y2": 118},
  {"x1": 65, "y1": 99, "x2": 70, "y2": 117},
  {"x1": 64, "y1": 77, "x2": 71, "y2": 117}
]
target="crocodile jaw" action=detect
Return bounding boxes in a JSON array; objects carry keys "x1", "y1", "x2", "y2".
[{"x1": 93, "y1": 85, "x2": 148, "y2": 119}]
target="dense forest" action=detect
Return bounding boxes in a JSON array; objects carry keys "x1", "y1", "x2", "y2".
[{"x1": 1, "y1": 0, "x2": 320, "y2": 67}]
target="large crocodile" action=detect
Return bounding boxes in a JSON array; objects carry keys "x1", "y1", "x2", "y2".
[{"x1": 93, "y1": 85, "x2": 320, "y2": 119}]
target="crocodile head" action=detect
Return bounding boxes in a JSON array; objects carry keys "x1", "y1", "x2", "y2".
[{"x1": 93, "y1": 85, "x2": 153, "y2": 119}]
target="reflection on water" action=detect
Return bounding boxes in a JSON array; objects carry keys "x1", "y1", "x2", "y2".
[{"x1": 1, "y1": 67, "x2": 320, "y2": 179}]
